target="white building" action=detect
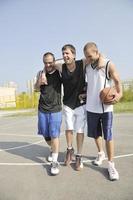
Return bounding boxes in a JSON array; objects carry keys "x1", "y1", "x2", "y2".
[{"x1": 0, "y1": 87, "x2": 16, "y2": 108}]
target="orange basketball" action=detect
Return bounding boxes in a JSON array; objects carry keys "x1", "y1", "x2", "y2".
[{"x1": 100, "y1": 87, "x2": 117, "y2": 104}]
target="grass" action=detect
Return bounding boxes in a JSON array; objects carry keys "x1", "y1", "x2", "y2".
[
  {"x1": 114, "y1": 101, "x2": 133, "y2": 113},
  {"x1": 1, "y1": 101, "x2": 133, "y2": 117}
]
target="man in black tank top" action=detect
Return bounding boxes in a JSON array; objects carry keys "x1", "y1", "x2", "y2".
[
  {"x1": 34, "y1": 52, "x2": 62, "y2": 175},
  {"x1": 60, "y1": 44, "x2": 86, "y2": 171}
]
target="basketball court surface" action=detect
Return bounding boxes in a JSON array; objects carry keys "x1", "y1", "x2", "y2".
[{"x1": 0, "y1": 112, "x2": 133, "y2": 200}]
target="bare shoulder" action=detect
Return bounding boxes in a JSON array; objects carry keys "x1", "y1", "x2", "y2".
[{"x1": 108, "y1": 61, "x2": 117, "y2": 72}]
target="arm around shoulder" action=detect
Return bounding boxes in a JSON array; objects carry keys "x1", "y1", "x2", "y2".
[{"x1": 54, "y1": 59, "x2": 64, "y2": 72}]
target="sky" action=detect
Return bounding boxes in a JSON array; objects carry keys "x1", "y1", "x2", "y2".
[{"x1": 0, "y1": 0, "x2": 133, "y2": 92}]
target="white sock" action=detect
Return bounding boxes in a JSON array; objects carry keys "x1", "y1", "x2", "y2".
[
  {"x1": 99, "y1": 151, "x2": 104, "y2": 154},
  {"x1": 52, "y1": 153, "x2": 58, "y2": 162},
  {"x1": 68, "y1": 146, "x2": 73, "y2": 150},
  {"x1": 76, "y1": 154, "x2": 81, "y2": 156}
]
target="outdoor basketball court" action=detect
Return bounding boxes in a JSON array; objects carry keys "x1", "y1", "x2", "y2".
[{"x1": 0, "y1": 113, "x2": 133, "y2": 200}]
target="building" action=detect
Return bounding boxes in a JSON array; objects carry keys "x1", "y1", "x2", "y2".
[
  {"x1": 0, "y1": 87, "x2": 16, "y2": 108},
  {"x1": 122, "y1": 79, "x2": 133, "y2": 90}
]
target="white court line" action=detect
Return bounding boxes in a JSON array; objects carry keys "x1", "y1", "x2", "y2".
[
  {"x1": 0, "y1": 140, "x2": 44, "y2": 152},
  {"x1": 83, "y1": 153, "x2": 133, "y2": 163},
  {"x1": 114, "y1": 153, "x2": 133, "y2": 159},
  {"x1": 0, "y1": 153, "x2": 133, "y2": 166}
]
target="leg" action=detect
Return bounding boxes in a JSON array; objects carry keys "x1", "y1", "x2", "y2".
[
  {"x1": 38, "y1": 111, "x2": 52, "y2": 161},
  {"x1": 44, "y1": 137, "x2": 51, "y2": 147},
  {"x1": 63, "y1": 106, "x2": 75, "y2": 165},
  {"x1": 51, "y1": 137, "x2": 59, "y2": 154},
  {"x1": 51, "y1": 137, "x2": 60, "y2": 175},
  {"x1": 105, "y1": 139, "x2": 114, "y2": 161},
  {"x1": 65, "y1": 130, "x2": 73, "y2": 148},
  {"x1": 103, "y1": 112, "x2": 119, "y2": 181},
  {"x1": 87, "y1": 112, "x2": 105, "y2": 166},
  {"x1": 49, "y1": 112, "x2": 62, "y2": 175},
  {"x1": 75, "y1": 106, "x2": 86, "y2": 170},
  {"x1": 76, "y1": 133, "x2": 84, "y2": 155},
  {"x1": 75, "y1": 133, "x2": 84, "y2": 171},
  {"x1": 65, "y1": 130, "x2": 74, "y2": 166},
  {"x1": 51, "y1": 137, "x2": 59, "y2": 163},
  {"x1": 95, "y1": 136, "x2": 104, "y2": 152},
  {"x1": 44, "y1": 137, "x2": 53, "y2": 162},
  {"x1": 106, "y1": 139, "x2": 119, "y2": 181}
]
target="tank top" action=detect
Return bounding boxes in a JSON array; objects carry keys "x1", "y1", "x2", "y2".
[
  {"x1": 86, "y1": 58, "x2": 113, "y2": 113},
  {"x1": 62, "y1": 60, "x2": 86, "y2": 109}
]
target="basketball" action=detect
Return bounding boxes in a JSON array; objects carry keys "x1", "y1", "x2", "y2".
[{"x1": 100, "y1": 86, "x2": 117, "y2": 104}]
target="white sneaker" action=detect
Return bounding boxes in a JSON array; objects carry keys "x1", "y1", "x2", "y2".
[
  {"x1": 93, "y1": 151, "x2": 105, "y2": 166},
  {"x1": 51, "y1": 162, "x2": 60, "y2": 175},
  {"x1": 108, "y1": 161, "x2": 119, "y2": 181},
  {"x1": 47, "y1": 152, "x2": 53, "y2": 162}
]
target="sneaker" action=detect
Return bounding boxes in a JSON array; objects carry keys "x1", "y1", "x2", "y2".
[
  {"x1": 75, "y1": 155, "x2": 83, "y2": 171},
  {"x1": 108, "y1": 161, "x2": 119, "y2": 181},
  {"x1": 51, "y1": 162, "x2": 60, "y2": 175},
  {"x1": 47, "y1": 152, "x2": 52, "y2": 162},
  {"x1": 93, "y1": 151, "x2": 105, "y2": 166},
  {"x1": 64, "y1": 148, "x2": 74, "y2": 166}
]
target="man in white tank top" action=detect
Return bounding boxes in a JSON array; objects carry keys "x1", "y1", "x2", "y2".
[{"x1": 83, "y1": 42, "x2": 122, "y2": 181}]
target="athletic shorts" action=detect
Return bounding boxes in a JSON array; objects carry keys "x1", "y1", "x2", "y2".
[
  {"x1": 38, "y1": 110, "x2": 62, "y2": 139},
  {"x1": 87, "y1": 111, "x2": 113, "y2": 141},
  {"x1": 63, "y1": 105, "x2": 86, "y2": 133}
]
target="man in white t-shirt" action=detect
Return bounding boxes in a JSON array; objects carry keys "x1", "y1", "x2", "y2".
[{"x1": 84, "y1": 42, "x2": 122, "y2": 181}]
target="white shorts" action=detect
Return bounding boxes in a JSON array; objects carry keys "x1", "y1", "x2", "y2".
[{"x1": 63, "y1": 105, "x2": 86, "y2": 133}]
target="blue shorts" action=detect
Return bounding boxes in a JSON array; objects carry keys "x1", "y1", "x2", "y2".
[
  {"x1": 87, "y1": 111, "x2": 113, "y2": 141},
  {"x1": 38, "y1": 110, "x2": 62, "y2": 139}
]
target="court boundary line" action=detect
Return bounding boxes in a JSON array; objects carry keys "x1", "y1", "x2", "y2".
[{"x1": 0, "y1": 153, "x2": 132, "y2": 166}]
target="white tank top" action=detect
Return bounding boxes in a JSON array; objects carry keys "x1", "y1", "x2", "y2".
[{"x1": 86, "y1": 59, "x2": 113, "y2": 113}]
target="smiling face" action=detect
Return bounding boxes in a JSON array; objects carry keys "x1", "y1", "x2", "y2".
[
  {"x1": 43, "y1": 54, "x2": 55, "y2": 73},
  {"x1": 62, "y1": 48, "x2": 75, "y2": 65},
  {"x1": 84, "y1": 47, "x2": 99, "y2": 64},
  {"x1": 62, "y1": 45, "x2": 76, "y2": 66},
  {"x1": 84, "y1": 42, "x2": 100, "y2": 65}
]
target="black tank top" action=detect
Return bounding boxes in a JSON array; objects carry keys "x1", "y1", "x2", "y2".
[
  {"x1": 62, "y1": 60, "x2": 85, "y2": 109},
  {"x1": 39, "y1": 70, "x2": 62, "y2": 113}
]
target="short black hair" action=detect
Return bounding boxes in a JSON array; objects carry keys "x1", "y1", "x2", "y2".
[{"x1": 43, "y1": 52, "x2": 55, "y2": 62}]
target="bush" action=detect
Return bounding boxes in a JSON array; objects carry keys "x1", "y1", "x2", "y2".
[
  {"x1": 16, "y1": 92, "x2": 39, "y2": 109},
  {"x1": 121, "y1": 89, "x2": 133, "y2": 102}
]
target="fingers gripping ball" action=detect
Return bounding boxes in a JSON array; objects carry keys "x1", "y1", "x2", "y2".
[{"x1": 100, "y1": 87, "x2": 117, "y2": 104}]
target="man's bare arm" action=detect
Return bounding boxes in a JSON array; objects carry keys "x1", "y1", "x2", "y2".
[
  {"x1": 54, "y1": 59, "x2": 64, "y2": 72},
  {"x1": 34, "y1": 71, "x2": 45, "y2": 91},
  {"x1": 109, "y1": 62, "x2": 123, "y2": 102}
]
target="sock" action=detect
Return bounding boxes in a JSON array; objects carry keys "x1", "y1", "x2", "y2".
[
  {"x1": 76, "y1": 154, "x2": 81, "y2": 157},
  {"x1": 52, "y1": 153, "x2": 58, "y2": 162},
  {"x1": 68, "y1": 146, "x2": 73, "y2": 150}
]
